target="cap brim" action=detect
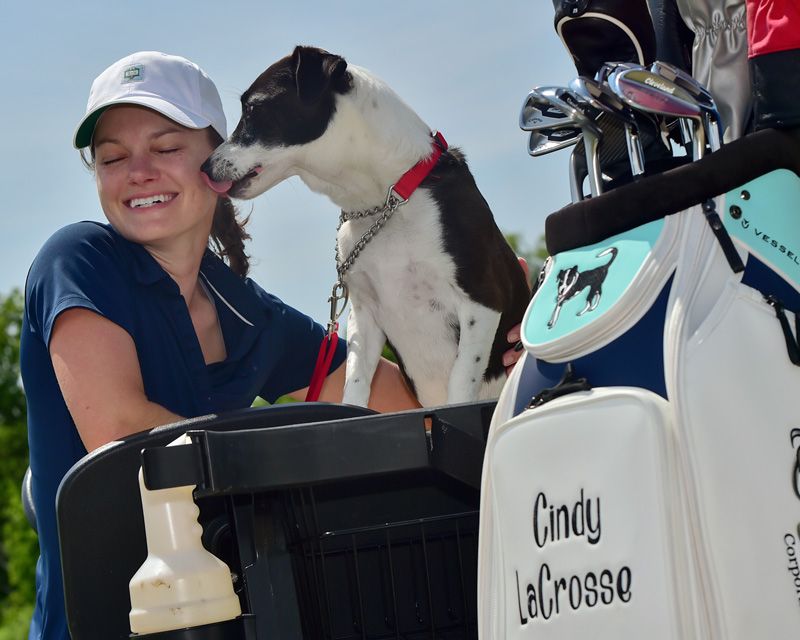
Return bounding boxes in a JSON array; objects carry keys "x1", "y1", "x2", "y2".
[{"x1": 73, "y1": 96, "x2": 214, "y2": 149}]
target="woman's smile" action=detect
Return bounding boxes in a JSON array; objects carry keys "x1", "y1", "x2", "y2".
[{"x1": 126, "y1": 193, "x2": 177, "y2": 209}]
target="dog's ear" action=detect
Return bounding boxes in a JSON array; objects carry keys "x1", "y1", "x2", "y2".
[{"x1": 292, "y1": 46, "x2": 350, "y2": 104}]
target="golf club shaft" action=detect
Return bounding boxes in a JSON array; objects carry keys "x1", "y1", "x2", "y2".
[
  {"x1": 569, "y1": 146, "x2": 585, "y2": 202},
  {"x1": 583, "y1": 133, "x2": 603, "y2": 197}
]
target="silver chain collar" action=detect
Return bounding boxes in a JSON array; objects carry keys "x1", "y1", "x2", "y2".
[
  {"x1": 336, "y1": 189, "x2": 407, "y2": 278},
  {"x1": 323, "y1": 131, "x2": 446, "y2": 337},
  {"x1": 325, "y1": 188, "x2": 407, "y2": 335}
]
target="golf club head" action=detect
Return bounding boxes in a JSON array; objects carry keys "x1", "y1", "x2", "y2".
[
  {"x1": 571, "y1": 76, "x2": 634, "y2": 122},
  {"x1": 650, "y1": 59, "x2": 724, "y2": 150},
  {"x1": 610, "y1": 68, "x2": 703, "y2": 119},
  {"x1": 521, "y1": 86, "x2": 602, "y2": 136},
  {"x1": 595, "y1": 61, "x2": 643, "y2": 84},
  {"x1": 551, "y1": 88, "x2": 607, "y2": 135},
  {"x1": 610, "y1": 67, "x2": 709, "y2": 160},
  {"x1": 529, "y1": 127, "x2": 582, "y2": 156},
  {"x1": 520, "y1": 87, "x2": 575, "y2": 131},
  {"x1": 649, "y1": 60, "x2": 713, "y2": 103}
]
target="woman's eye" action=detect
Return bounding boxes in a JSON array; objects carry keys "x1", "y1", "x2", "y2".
[
  {"x1": 158, "y1": 148, "x2": 180, "y2": 154},
  {"x1": 100, "y1": 156, "x2": 124, "y2": 166}
]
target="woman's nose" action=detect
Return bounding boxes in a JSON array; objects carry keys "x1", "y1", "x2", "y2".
[{"x1": 127, "y1": 153, "x2": 159, "y2": 183}]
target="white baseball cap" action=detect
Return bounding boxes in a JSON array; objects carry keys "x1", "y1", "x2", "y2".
[{"x1": 73, "y1": 51, "x2": 227, "y2": 149}]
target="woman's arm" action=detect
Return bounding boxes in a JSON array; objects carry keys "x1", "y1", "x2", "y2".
[{"x1": 49, "y1": 307, "x2": 183, "y2": 451}]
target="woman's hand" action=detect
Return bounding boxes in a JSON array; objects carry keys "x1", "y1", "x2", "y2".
[{"x1": 502, "y1": 257, "x2": 532, "y2": 375}]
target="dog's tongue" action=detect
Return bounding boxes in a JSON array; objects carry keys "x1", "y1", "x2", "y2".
[{"x1": 201, "y1": 171, "x2": 233, "y2": 195}]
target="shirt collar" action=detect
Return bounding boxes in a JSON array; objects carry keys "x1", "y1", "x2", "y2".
[
  {"x1": 106, "y1": 223, "x2": 268, "y2": 332},
  {"x1": 199, "y1": 251, "x2": 267, "y2": 331}
]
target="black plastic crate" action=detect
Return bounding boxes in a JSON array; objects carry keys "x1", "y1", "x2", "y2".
[
  {"x1": 57, "y1": 402, "x2": 492, "y2": 640},
  {"x1": 284, "y1": 483, "x2": 479, "y2": 639}
]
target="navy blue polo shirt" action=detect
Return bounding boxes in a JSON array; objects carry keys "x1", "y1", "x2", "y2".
[{"x1": 20, "y1": 221, "x2": 345, "y2": 640}]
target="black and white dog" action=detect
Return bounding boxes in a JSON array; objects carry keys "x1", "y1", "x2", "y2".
[
  {"x1": 201, "y1": 46, "x2": 529, "y2": 407},
  {"x1": 547, "y1": 247, "x2": 618, "y2": 329}
]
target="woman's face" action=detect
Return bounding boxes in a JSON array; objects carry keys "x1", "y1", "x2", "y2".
[{"x1": 92, "y1": 105, "x2": 219, "y2": 252}]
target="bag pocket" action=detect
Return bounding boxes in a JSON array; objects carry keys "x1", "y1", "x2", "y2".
[
  {"x1": 523, "y1": 215, "x2": 679, "y2": 362},
  {"x1": 478, "y1": 387, "x2": 697, "y2": 639},
  {"x1": 669, "y1": 279, "x2": 800, "y2": 639}
]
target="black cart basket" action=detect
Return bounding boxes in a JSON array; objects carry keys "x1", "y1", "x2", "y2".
[{"x1": 57, "y1": 402, "x2": 494, "y2": 640}]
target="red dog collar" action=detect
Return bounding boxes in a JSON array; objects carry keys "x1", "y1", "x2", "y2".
[{"x1": 391, "y1": 131, "x2": 448, "y2": 201}]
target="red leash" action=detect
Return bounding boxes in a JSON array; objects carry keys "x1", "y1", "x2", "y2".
[
  {"x1": 305, "y1": 132, "x2": 447, "y2": 402},
  {"x1": 306, "y1": 331, "x2": 339, "y2": 402}
]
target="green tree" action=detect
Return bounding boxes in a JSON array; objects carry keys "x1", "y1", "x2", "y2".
[
  {"x1": 505, "y1": 231, "x2": 548, "y2": 279},
  {"x1": 0, "y1": 289, "x2": 37, "y2": 639}
]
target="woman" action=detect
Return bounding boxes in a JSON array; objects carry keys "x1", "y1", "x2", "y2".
[{"x1": 20, "y1": 51, "x2": 525, "y2": 639}]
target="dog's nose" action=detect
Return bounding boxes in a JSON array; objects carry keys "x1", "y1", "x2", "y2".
[{"x1": 200, "y1": 157, "x2": 214, "y2": 176}]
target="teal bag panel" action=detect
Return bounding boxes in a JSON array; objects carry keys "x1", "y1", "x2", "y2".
[
  {"x1": 723, "y1": 168, "x2": 800, "y2": 292},
  {"x1": 524, "y1": 219, "x2": 665, "y2": 346}
]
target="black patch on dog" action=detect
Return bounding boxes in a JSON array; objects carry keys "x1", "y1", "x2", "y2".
[
  {"x1": 203, "y1": 46, "x2": 353, "y2": 179},
  {"x1": 425, "y1": 150, "x2": 532, "y2": 381}
]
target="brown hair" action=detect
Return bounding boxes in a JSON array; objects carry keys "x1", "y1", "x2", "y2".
[
  {"x1": 207, "y1": 130, "x2": 251, "y2": 277},
  {"x1": 82, "y1": 123, "x2": 251, "y2": 277}
]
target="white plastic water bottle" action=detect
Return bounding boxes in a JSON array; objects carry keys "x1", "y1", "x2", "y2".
[{"x1": 128, "y1": 434, "x2": 241, "y2": 634}]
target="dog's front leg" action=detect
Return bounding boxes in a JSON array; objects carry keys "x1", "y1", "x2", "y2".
[
  {"x1": 447, "y1": 302, "x2": 501, "y2": 404},
  {"x1": 342, "y1": 303, "x2": 386, "y2": 407}
]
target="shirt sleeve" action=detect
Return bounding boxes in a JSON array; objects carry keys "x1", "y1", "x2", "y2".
[
  {"x1": 746, "y1": 0, "x2": 800, "y2": 57},
  {"x1": 248, "y1": 283, "x2": 347, "y2": 403},
  {"x1": 746, "y1": 0, "x2": 800, "y2": 129},
  {"x1": 25, "y1": 223, "x2": 136, "y2": 347}
]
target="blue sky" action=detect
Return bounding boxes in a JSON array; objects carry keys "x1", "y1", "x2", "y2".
[{"x1": 1, "y1": 1, "x2": 576, "y2": 321}]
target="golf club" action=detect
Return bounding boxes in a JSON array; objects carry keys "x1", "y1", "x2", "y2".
[
  {"x1": 608, "y1": 67, "x2": 707, "y2": 160},
  {"x1": 528, "y1": 126, "x2": 582, "y2": 157},
  {"x1": 571, "y1": 76, "x2": 647, "y2": 177},
  {"x1": 650, "y1": 60, "x2": 723, "y2": 152}
]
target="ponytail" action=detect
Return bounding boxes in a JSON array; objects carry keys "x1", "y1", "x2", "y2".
[
  {"x1": 206, "y1": 130, "x2": 251, "y2": 277},
  {"x1": 210, "y1": 196, "x2": 251, "y2": 277}
]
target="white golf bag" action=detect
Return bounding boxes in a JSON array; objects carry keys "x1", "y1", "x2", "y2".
[{"x1": 478, "y1": 128, "x2": 800, "y2": 639}]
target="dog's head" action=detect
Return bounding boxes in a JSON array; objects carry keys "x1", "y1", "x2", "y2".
[
  {"x1": 201, "y1": 46, "x2": 353, "y2": 199},
  {"x1": 555, "y1": 266, "x2": 579, "y2": 301}
]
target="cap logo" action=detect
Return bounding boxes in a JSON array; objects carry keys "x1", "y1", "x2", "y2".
[{"x1": 122, "y1": 64, "x2": 144, "y2": 84}]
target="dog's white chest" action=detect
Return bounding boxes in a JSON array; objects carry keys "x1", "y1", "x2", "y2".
[
  {"x1": 338, "y1": 196, "x2": 465, "y2": 402},
  {"x1": 340, "y1": 198, "x2": 458, "y2": 320}
]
